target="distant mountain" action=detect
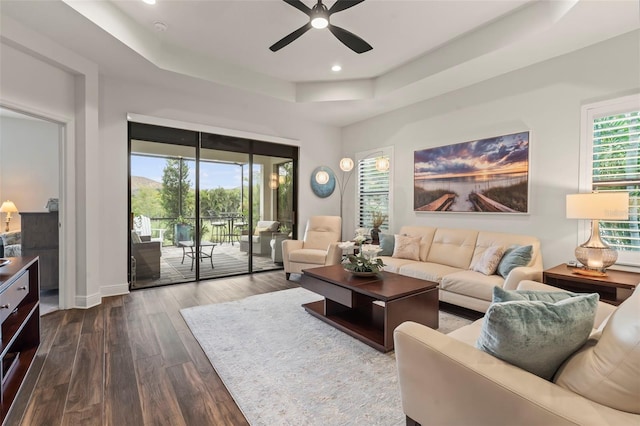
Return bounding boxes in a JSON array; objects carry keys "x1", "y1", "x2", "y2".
[{"x1": 131, "y1": 176, "x2": 162, "y2": 191}]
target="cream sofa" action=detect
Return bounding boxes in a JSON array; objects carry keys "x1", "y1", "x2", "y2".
[
  {"x1": 394, "y1": 280, "x2": 640, "y2": 426},
  {"x1": 379, "y1": 226, "x2": 543, "y2": 313}
]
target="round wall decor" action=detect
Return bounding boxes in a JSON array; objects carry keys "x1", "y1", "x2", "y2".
[{"x1": 310, "y1": 166, "x2": 336, "y2": 198}]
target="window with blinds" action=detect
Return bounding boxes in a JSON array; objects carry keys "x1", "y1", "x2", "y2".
[
  {"x1": 357, "y1": 156, "x2": 390, "y2": 231},
  {"x1": 584, "y1": 95, "x2": 639, "y2": 265}
]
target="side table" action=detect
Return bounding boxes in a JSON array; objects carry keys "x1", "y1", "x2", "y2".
[{"x1": 543, "y1": 264, "x2": 639, "y2": 305}]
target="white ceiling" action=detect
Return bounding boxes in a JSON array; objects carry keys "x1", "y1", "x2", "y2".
[{"x1": 1, "y1": 0, "x2": 639, "y2": 127}]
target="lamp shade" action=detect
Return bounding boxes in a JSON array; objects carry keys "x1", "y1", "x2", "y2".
[
  {"x1": 566, "y1": 192, "x2": 629, "y2": 220},
  {"x1": 0, "y1": 200, "x2": 18, "y2": 213},
  {"x1": 339, "y1": 157, "x2": 354, "y2": 172}
]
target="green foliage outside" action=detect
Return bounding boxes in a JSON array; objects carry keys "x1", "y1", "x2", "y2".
[
  {"x1": 482, "y1": 181, "x2": 528, "y2": 212},
  {"x1": 593, "y1": 112, "x2": 639, "y2": 251}
]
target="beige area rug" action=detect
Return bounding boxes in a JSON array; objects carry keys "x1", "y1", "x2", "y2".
[{"x1": 181, "y1": 287, "x2": 472, "y2": 426}]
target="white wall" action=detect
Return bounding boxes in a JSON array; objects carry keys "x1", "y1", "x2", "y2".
[
  {"x1": 342, "y1": 30, "x2": 640, "y2": 269},
  {"x1": 0, "y1": 115, "x2": 59, "y2": 231}
]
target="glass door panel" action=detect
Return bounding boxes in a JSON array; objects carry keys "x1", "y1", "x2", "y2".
[
  {"x1": 130, "y1": 140, "x2": 196, "y2": 288},
  {"x1": 199, "y1": 148, "x2": 250, "y2": 277},
  {"x1": 251, "y1": 155, "x2": 294, "y2": 271}
]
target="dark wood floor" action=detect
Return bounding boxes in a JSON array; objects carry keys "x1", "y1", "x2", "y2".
[{"x1": 6, "y1": 271, "x2": 298, "y2": 426}]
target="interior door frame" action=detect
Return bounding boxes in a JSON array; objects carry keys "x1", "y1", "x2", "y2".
[{"x1": 1, "y1": 99, "x2": 73, "y2": 310}]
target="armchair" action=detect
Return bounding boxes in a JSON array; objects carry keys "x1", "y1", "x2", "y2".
[
  {"x1": 394, "y1": 280, "x2": 639, "y2": 426},
  {"x1": 282, "y1": 216, "x2": 342, "y2": 279},
  {"x1": 0, "y1": 231, "x2": 21, "y2": 257},
  {"x1": 239, "y1": 220, "x2": 279, "y2": 255}
]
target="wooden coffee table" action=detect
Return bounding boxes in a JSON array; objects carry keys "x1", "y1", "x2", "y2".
[{"x1": 300, "y1": 264, "x2": 439, "y2": 352}]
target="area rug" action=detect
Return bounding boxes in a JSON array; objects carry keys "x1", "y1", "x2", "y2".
[{"x1": 180, "y1": 287, "x2": 473, "y2": 425}]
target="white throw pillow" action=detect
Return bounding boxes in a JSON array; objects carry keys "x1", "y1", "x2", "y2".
[
  {"x1": 392, "y1": 235, "x2": 421, "y2": 261},
  {"x1": 471, "y1": 246, "x2": 505, "y2": 275},
  {"x1": 554, "y1": 287, "x2": 640, "y2": 414}
]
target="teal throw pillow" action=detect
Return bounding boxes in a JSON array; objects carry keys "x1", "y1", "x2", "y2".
[
  {"x1": 378, "y1": 233, "x2": 395, "y2": 256},
  {"x1": 496, "y1": 245, "x2": 532, "y2": 278},
  {"x1": 476, "y1": 287, "x2": 598, "y2": 380}
]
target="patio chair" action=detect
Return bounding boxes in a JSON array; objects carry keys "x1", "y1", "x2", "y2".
[
  {"x1": 133, "y1": 215, "x2": 166, "y2": 244},
  {"x1": 239, "y1": 220, "x2": 279, "y2": 255}
]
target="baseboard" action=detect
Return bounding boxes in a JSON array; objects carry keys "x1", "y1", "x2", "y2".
[
  {"x1": 75, "y1": 292, "x2": 102, "y2": 309},
  {"x1": 101, "y1": 283, "x2": 130, "y2": 298}
]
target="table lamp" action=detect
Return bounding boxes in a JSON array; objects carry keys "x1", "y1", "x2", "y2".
[
  {"x1": 566, "y1": 192, "x2": 629, "y2": 274},
  {"x1": 0, "y1": 200, "x2": 18, "y2": 232}
]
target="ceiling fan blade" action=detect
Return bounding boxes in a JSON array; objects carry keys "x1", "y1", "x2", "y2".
[
  {"x1": 328, "y1": 0, "x2": 365, "y2": 15},
  {"x1": 283, "y1": 0, "x2": 311, "y2": 16},
  {"x1": 269, "y1": 22, "x2": 313, "y2": 52},
  {"x1": 328, "y1": 24, "x2": 372, "y2": 54}
]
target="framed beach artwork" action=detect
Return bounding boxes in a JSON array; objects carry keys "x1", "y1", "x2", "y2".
[{"x1": 414, "y1": 131, "x2": 530, "y2": 213}]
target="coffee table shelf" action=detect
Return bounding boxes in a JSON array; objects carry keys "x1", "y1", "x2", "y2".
[
  {"x1": 301, "y1": 265, "x2": 439, "y2": 352},
  {"x1": 303, "y1": 299, "x2": 387, "y2": 351}
]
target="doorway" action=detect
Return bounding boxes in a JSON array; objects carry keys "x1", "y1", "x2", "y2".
[
  {"x1": 0, "y1": 107, "x2": 61, "y2": 314},
  {"x1": 128, "y1": 122, "x2": 298, "y2": 289}
]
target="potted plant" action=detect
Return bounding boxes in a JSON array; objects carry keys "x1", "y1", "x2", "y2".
[
  {"x1": 174, "y1": 216, "x2": 192, "y2": 244},
  {"x1": 371, "y1": 211, "x2": 387, "y2": 244}
]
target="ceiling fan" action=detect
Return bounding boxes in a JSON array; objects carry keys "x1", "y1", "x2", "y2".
[{"x1": 270, "y1": 0, "x2": 372, "y2": 54}]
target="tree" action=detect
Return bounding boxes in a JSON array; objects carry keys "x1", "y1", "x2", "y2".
[{"x1": 161, "y1": 158, "x2": 193, "y2": 221}]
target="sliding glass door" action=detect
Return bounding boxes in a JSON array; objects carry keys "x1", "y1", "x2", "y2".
[{"x1": 128, "y1": 122, "x2": 297, "y2": 289}]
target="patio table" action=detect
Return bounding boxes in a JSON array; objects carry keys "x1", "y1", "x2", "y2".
[{"x1": 178, "y1": 241, "x2": 216, "y2": 270}]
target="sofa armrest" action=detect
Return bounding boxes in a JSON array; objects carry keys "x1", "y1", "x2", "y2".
[
  {"x1": 394, "y1": 321, "x2": 636, "y2": 426},
  {"x1": 502, "y1": 266, "x2": 542, "y2": 290}
]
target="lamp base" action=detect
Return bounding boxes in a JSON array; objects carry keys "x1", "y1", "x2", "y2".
[
  {"x1": 574, "y1": 245, "x2": 618, "y2": 273},
  {"x1": 570, "y1": 267, "x2": 607, "y2": 278}
]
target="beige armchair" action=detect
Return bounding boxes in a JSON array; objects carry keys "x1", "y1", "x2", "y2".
[
  {"x1": 394, "y1": 280, "x2": 639, "y2": 426},
  {"x1": 282, "y1": 216, "x2": 342, "y2": 279}
]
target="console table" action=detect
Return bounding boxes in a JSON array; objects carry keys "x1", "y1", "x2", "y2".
[
  {"x1": 543, "y1": 263, "x2": 639, "y2": 305},
  {"x1": 0, "y1": 256, "x2": 40, "y2": 423}
]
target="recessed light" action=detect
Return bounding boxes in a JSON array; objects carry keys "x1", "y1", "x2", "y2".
[
  {"x1": 331, "y1": 64, "x2": 342, "y2": 72},
  {"x1": 142, "y1": 0, "x2": 156, "y2": 5}
]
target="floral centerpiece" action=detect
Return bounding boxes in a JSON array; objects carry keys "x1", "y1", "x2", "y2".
[
  {"x1": 342, "y1": 243, "x2": 385, "y2": 275},
  {"x1": 353, "y1": 227, "x2": 369, "y2": 245}
]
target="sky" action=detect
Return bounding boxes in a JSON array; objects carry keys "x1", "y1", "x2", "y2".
[
  {"x1": 414, "y1": 131, "x2": 529, "y2": 180},
  {"x1": 131, "y1": 155, "x2": 246, "y2": 190}
]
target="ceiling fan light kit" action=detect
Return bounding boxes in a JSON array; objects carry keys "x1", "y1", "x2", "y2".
[{"x1": 270, "y1": 0, "x2": 372, "y2": 54}]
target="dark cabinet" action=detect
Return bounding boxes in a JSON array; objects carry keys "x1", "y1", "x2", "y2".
[
  {"x1": 0, "y1": 256, "x2": 40, "y2": 423},
  {"x1": 20, "y1": 212, "x2": 58, "y2": 291}
]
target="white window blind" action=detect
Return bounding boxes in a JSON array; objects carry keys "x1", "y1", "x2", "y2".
[
  {"x1": 357, "y1": 155, "x2": 390, "y2": 231},
  {"x1": 582, "y1": 94, "x2": 640, "y2": 266}
]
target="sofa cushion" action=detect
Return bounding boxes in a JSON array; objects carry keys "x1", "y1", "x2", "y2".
[
  {"x1": 448, "y1": 318, "x2": 484, "y2": 346},
  {"x1": 288, "y1": 248, "x2": 327, "y2": 264},
  {"x1": 471, "y1": 245, "x2": 505, "y2": 275},
  {"x1": 554, "y1": 287, "x2": 640, "y2": 414},
  {"x1": 0, "y1": 231, "x2": 20, "y2": 246},
  {"x1": 440, "y1": 271, "x2": 505, "y2": 301},
  {"x1": 426, "y1": 228, "x2": 478, "y2": 269},
  {"x1": 398, "y1": 262, "x2": 463, "y2": 283},
  {"x1": 379, "y1": 256, "x2": 418, "y2": 273},
  {"x1": 476, "y1": 287, "x2": 599, "y2": 380},
  {"x1": 378, "y1": 233, "x2": 395, "y2": 256},
  {"x1": 497, "y1": 245, "x2": 533, "y2": 278},
  {"x1": 399, "y1": 226, "x2": 436, "y2": 261},
  {"x1": 392, "y1": 235, "x2": 421, "y2": 260}
]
